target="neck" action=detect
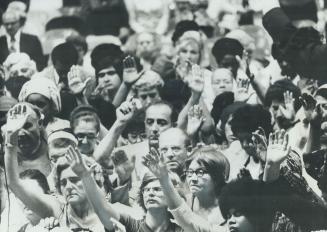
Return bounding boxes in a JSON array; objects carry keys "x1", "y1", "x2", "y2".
[
  {"x1": 145, "y1": 208, "x2": 171, "y2": 231},
  {"x1": 195, "y1": 192, "x2": 218, "y2": 209},
  {"x1": 71, "y1": 201, "x2": 92, "y2": 218}
]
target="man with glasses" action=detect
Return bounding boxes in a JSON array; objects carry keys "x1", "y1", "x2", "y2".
[{"x1": 70, "y1": 105, "x2": 101, "y2": 156}]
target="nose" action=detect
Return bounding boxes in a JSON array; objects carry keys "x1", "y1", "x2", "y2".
[
  {"x1": 228, "y1": 215, "x2": 236, "y2": 225},
  {"x1": 151, "y1": 124, "x2": 159, "y2": 136},
  {"x1": 145, "y1": 96, "x2": 152, "y2": 106},
  {"x1": 81, "y1": 136, "x2": 88, "y2": 144},
  {"x1": 189, "y1": 173, "x2": 199, "y2": 182},
  {"x1": 165, "y1": 149, "x2": 174, "y2": 160}
]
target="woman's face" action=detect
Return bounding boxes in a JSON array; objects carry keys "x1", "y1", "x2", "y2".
[
  {"x1": 212, "y1": 69, "x2": 234, "y2": 97},
  {"x1": 186, "y1": 160, "x2": 215, "y2": 197},
  {"x1": 142, "y1": 180, "x2": 167, "y2": 210},
  {"x1": 227, "y1": 208, "x2": 255, "y2": 232},
  {"x1": 178, "y1": 42, "x2": 200, "y2": 64}
]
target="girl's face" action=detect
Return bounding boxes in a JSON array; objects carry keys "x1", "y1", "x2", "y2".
[
  {"x1": 227, "y1": 208, "x2": 255, "y2": 232},
  {"x1": 186, "y1": 160, "x2": 215, "y2": 197},
  {"x1": 211, "y1": 69, "x2": 234, "y2": 97},
  {"x1": 178, "y1": 42, "x2": 200, "y2": 64}
]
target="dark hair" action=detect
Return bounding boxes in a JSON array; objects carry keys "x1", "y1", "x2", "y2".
[
  {"x1": 185, "y1": 146, "x2": 230, "y2": 196},
  {"x1": 51, "y1": 42, "x2": 79, "y2": 66},
  {"x1": 315, "y1": 88, "x2": 327, "y2": 99},
  {"x1": 219, "y1": 178, "x2": 276, "y2": 232},
  {"x1": 264, "y1": 79, "x2": 301, "y2": 111},
  {"x1": 94, "y1": 56, "x2": 123, "y2": 80},
  {"x1": 211, "y1": 91, "x2": 235, "y2": 125},
  {"x1": 70, "y1": 105, "x2": 101, "y2": 133},
  {"x1": 172, "y1": 20, "x2": 199, "y2": 44},
  {"x1": 90, "y1": 43, "x2": 124, "y2": 69},
  {"x1": 66, "y1": 35, "x2": 88, "y2": 54},
  {"x1": 5, "y1": 76, "x2": 29, "y2": 99},
  {"x1": 19, "y1": 169, "x2": 50, "y2": 194},
  {"x1": 212, "y1": 38, "x2": 244, "y2": 64},
  {"x1": 145, "y1": 100, "x2": 176, "y2": 123},
  {"x1": 230, "y1": 104, "x2": 272, "y2": 141}
]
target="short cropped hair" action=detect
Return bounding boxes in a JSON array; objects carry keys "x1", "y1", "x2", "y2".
[
  {"x1": 70, "y1": 105, "x2": 101, "y2": 133},
  {"x1": 19, "y1": 169, "x2": 50, "y2": 194}
]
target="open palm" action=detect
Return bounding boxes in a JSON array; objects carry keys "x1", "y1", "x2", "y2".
[{"x1": 266, "y1": 130, "x2": 290, "y2": 165}]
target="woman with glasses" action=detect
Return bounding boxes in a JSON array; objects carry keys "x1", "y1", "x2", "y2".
[
  {"x1": 143, "y1": 145, "x2": 230, "y2": 232},
  {"x1": 65, "y1": 146, "x2": 183, "y2": 232}
]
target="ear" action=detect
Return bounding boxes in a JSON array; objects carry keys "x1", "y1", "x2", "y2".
[{"x1": 38, "y1": 113, "x2": 45, "y2": 126}]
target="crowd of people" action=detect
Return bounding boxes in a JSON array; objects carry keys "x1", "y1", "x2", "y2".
[{"x1": 1, "y1": 0, "x2": 327, "y2": 231}]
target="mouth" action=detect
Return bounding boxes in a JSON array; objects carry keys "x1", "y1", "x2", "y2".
[
  {"x1": 229, "y1": 227, "x2": 238, "y2": 232},
  {"x1": 146, "y1": 199, "x2": 158, "y2": 204},
  {"x1": 18, "y1": 134, "x2": 33, "y2": 149}
]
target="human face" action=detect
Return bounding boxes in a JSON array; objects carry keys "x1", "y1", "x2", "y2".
[
  {"x1": 224, "y1": 116, "x2": 236, "y2": 144},
  {"x1": 138, "y1": 88, "x2": 161, "y2": 108},
  {"x1": 97, "y1": 67, "x2": 121, "y2": 92},
  {"x1": 269, "y1": 100, "x2": 292, "y2": 130},
  {"x1": 212, "y1": 69, "x2": 234, "y2": 97},
  {"x1": 227, "y1": 208, "x2": 255, "y2": 232},
  {"x1": 3, "y1": 12, "x2": 20, "y2": 37},
  {"x1": 159, "y1": 131, "x2": 187, "y2": 172},
  {"x1": 73, "y1": 119, "x2": 98, "y2": 155},
  {"x1": 10, "y1": 61, "x2": 34, "y2": 78},
  {"x1": 60, "y1": 168, "x2": 87, "y2": 205},
  {"x1": 178, "y1": 42, "x2": 200, "y2": 64},
  {"x1": 26, "y1": 93, "x2": 52, "y2": 122},
  {"x1": 186, "y1": 160, "x2": 215, "y2": 197},
  {"x1": 48, "y1": 138, "x2": 73, "y2": 164},
  {"x1": 315, "y1": 95, "x2": 327, "y2": 141},
  {"x1": 142, "y1": 180, "x2": 167, "y2": 210},
  {"x1": 145, "y1": 105, "x2": 172, "y2": 138},
  {"x1": 16, "y1": 107, "x2": 42, "y2": 159},
  {"x1": 137, "y1": 32, "x2": 155, "y2": 55},
  {"x1": 53, "y1": 61, "x2": 72, "y2": 84}
]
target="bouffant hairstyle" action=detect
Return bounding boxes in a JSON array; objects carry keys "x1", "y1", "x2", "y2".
[{"x1": 219, "y1": 178, "x2": 276, "y2": 232}]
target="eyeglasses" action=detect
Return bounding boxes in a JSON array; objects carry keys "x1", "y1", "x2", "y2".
[
  {"x1": 142, "y1": 186, "x2": 163, "y2": 194},
  {"x1": 185, "y1": 169, "x2": 208, "y2": 178},
  {"x1": 75, "y1": 133, "x2": 97, "y2": 141},
  {"x1": 139, "y1": 92, "x2": 158, "y2": 100},
  {"x1": 97, "y1": 70, "x2": 117, "y2": 78}
]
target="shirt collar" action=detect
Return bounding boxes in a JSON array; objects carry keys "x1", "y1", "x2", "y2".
[{"x1": 6, "y1": 29, "x2": 21, "y2": 42}]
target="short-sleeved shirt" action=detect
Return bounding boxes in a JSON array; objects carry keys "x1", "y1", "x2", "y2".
[{"x1": 119, "y1": 214, "x2": 183, "y2": 232}]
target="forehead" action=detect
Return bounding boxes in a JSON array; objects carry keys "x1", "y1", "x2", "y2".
[
  {"x1": 212, "y1": 69, "x2": 233, "y2": 81},
  {"x1": 3, "y1": 13, "x2": 19, "y2": 23},
  {"x1": 188, "y1": 159, "x2": 205, "y2": 169},
  {"x1": 138, "y1": 33, "x2": 154, "y2": 42},
  {"x1": 180, "y1": 41, "x2": 199, "y2": 51},
  {"x1": 61, "y1": 167, "x2": 78, "y2": 180},
  {"x1": 159, "y1": 130, "x2": 185, "y2": 147},
  {"x1": 144, "y1": 179, "x2": 160, "y2": 188},
  {"x1": 146, "y1": 105, "x2": 172, "y2": 120},
  {"x1": 98, "y1": 66, "x2": 115, "y2": 73},
  {"x1": 138, "y1": 88, "x2": 158, "y2": 95},
  {"x1": 26, "y1": 93, "x2": 50, "y2": 103},
  {"x1": 74, "y1": 118, "x2": 97, "y2": 133}
]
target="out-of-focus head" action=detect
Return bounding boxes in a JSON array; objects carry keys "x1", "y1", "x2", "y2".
[
  {"x1": 176, "y1": 37, "x2": 202, "y2": 64},
  {"x1": 145, "y1": 101, "x2": 173, "y2": 138},
  {"x1": 159, "y1": 128, "x2": 190, "y2": 175},
  {"x1": 172, "y1": 20, "x2": 200, "y2": 45},
  {"x1": 2, "y1": 10, "x2": 21, "y2": 37},
  {"x1": 66, "y1": 35, "x2": 88, "y2": 65},
  {"x1": 185, "y1": 146, "x2": 229, "y2": 197},
  {"x1": 211, "y1": 68, "x2": 234, "y2": 97},
  {"x1": 70, "y1": 105, "x2": 100, "y2": 155},
  {"x1": 3, "y1": 53, "x2": 37, "y2": 80},
  {"x1": 19, "y1": 76, "x2": 61, "y2": 123},
  {"x1": 136, "y1": 32, "x2": 159, "y2": 61},
  {"x1": 132, "y1": 70, "x2": 164, "y2": 108}
]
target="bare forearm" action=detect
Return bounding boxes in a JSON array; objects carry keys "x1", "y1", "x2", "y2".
[
  {"x1": 82, "y1": 173, "x2": 119, "y2": 231},
  {"x1": 113, "y1": 83, "x2": 130, "y2": 108},
  {"x1": 263, "y1": 162, "x2": 281, "y2": 182},
  {"x1": 177, "y1": 93, "x2": 201, "y2": 129},
  {"x1": 159, "y1": 174, "x2": 183, "y2": 210},
  {"x1": 94, "y1": 120, "x2": 126, "y2": 163}
]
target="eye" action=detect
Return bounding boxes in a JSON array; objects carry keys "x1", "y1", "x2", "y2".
[
  {"x1": 160, "y1": 148, "x2": 168, "y2": 154},
  {"x1": 172, "y1": 146, "x2": 181, "y2": 152},
  {"x1": 146, "y1": 119, "x2": 154, "y2": 125},
  {"x1": 60, "y1": 179, "x2": 67, "y2": 187},
  {"x1": 157, "y1": 119, "x2": 168, "y2": 126}
]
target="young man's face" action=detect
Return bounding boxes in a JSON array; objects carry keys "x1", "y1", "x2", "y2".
[
  {"x1": 227, "y1": 208, "x2": 255, "y2": 232},
  {"x1": 142, "y1": 180, "x2": 167, "y2": 210},
  {"x1": 97, "y1": 66, "x2": 121, "y2": 92},
  {"x1": 145, "y1": 104, "x2": 172, "y2": 138},
  {"x1": 315, "y1": 95, "x2": 327, "y2": 144},
  {"x1": 269, "y1": 100, "x2": 293, "y2": 130},
  {"x1": 73, "y1": 118, "x2": 98, "y2": 155},
  {"x1": 138, "y1": 88, "x2": 161, "y2": 108}
]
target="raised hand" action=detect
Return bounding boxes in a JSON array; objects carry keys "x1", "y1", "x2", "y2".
[
  {"x1": 235, "y1": 78, "x2": 250, "y2": 102},
  {"x1": 280, "y1": 91, "x2": 295, "y2": 120},
  {"x1": 175, "y1": 57, "x2": 192, "y2": 81},
  {"x1": 67, "y1": 65, "x2": 91, "y2": 95},
  {"x1": 66, "y1": 145, "x2": 92, "y2": 178},
  {"x1": 252, "y1": 127, "x2": 268, "y2": 163},
  {"x1": 299, "y1": 93, "x2": 317, "y2": 123},
  {"x1": 38, "y1": 217, "x2": 60, "y2": 231},
  {"x1": 6, "y1": 103, "x2": 30, "y2": 135},
  {"x1": 142, "y1": 147, "x2": 169, "y2": 178},
  {"x1": 116, "y1": 98, "x2": 142, "y2": 124},
  {"x1": 112, "y1": 150, "x2": 135, "y2": 185},
  {"x1": 123, "y1": 56, "x2": 141, "y2": 84},
  {"x1": 188, "y1": 64, "x2": 204, "y2": 94},
  {"x1": 187, "y1": 105, "x2": 205, "y2": 136},
  {"x1": 266, "y1": 130, "x2": 290, "y2": 166}
]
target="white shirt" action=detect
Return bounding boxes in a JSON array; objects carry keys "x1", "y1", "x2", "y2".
[{"x1": 6, "y1": 30, "x2": 21, "y2": 52}]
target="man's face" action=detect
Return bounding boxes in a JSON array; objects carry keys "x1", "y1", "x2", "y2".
[
  {"x1": 138, "y1": 88, "x2": 161, "y2": 108},
  {"x1": 53, "y1": 61, "x2": 72, "y2": 84},
  {"x1": 17, "y1": 109, "x2": 42, "y2": 159},
  {"x1": 145, "y1": 105, "x2": 172, "y2": 138},
  {"x1": 3, "y1": 13, "x2": 20, "y2": 37},
  {"x1": 48, "y1": 138, "x2": 74, "y2": 164},
  {"x1": 97, "y1": 66, "x2": 121, "y2": 92},
  {"x1": 73, "y1": 119, "x2": 98, "y2": 155},
  {"x1": 60, "y1": 168, "x2": 87, "y2": 205},
  {"x1": 26, "y1": 94, "x2": 52, "y2": 122},
  {"x1": 159, "y1": 131, "x2": 187, "y2": 173},
  {"x1": 269, "y1": 100, "x2": 293, "y2": 130},
  {"x1": 142, "y1": 180, "x2": 167, "y2": 210}
]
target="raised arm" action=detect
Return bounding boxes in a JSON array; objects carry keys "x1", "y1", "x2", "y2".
[
  {"x1": 93, "y1": 98, "x2": 142, "y2": 164},
  {"x1": 263, "y1": 130, "x2": 291, "y2": 182},
  {"x1": 66, "y1": 146, "x2": 120, "y2": 231},
  {"x1": 4, "y1": 104, "x2": 61, "y2": 218}
]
